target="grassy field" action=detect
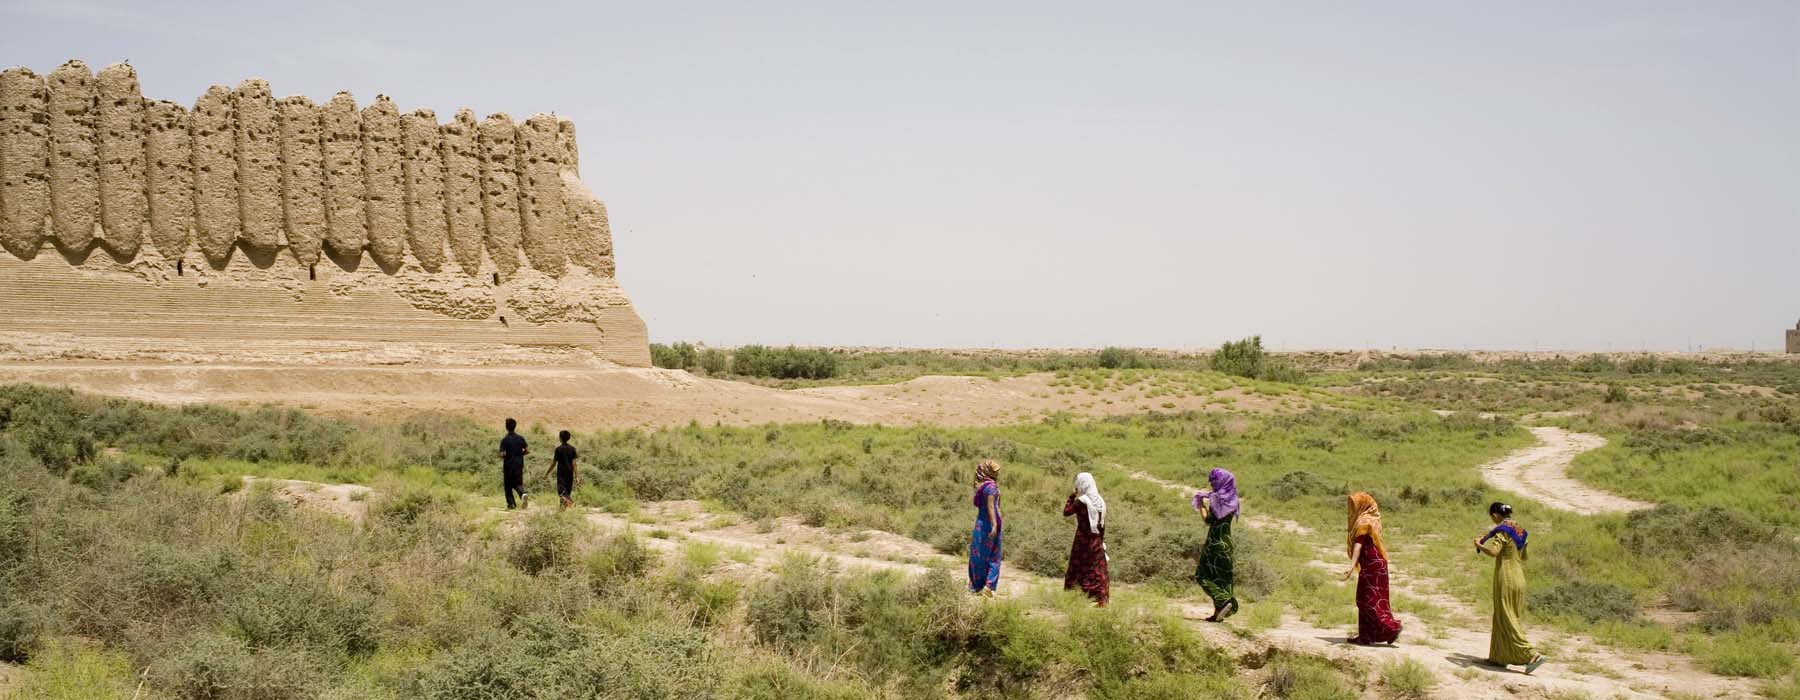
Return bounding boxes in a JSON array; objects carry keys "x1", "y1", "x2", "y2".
[{"x1": 2, "y1": 347, "x2": 1799, "y2": 698}]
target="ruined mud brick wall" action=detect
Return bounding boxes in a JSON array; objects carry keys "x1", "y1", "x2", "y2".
[
  {"x1": 1788, "y1": 321, "x2": 1799, "y2": 354},
  {"x1": 0, "y1": 61, "x2": 647, "y2": 366}
]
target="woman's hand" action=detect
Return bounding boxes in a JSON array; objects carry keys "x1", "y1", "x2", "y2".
[{"x1": 1341, "y1": 568, "x2": 1355, "y2": 581}]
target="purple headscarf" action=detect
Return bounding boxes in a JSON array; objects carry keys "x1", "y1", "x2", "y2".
[{"x1": 1202, "y1": 468, "x2": 1240, "y2": 519}]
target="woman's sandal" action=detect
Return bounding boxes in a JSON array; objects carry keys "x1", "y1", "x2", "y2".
[
  {"x1": 1524, "y1": 655, "x2": 1547, "y2": 675},
  {"x1": 1217, "y1": 600, "x2": 1239, "y2": 621}
]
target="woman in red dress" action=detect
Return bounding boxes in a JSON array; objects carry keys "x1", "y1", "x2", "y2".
[
  {"x1": 1062, "y1": 472, "x2": 1109, "y2": 606},
  {"x1": 1342, "y1": 491, "x2": 1402, "y2": 645}
]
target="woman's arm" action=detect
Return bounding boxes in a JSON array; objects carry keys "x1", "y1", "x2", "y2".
[
  {"x1": 1064, "y1": 494, "x2": 1077, "y2": 517},
  {"x1": 987, "y1": 493, "x2": 1001, "y2": 537},
  {"x1": 1472, "y1": 533, "x2": 1499, "y2": 557},
  {"x1": 1342, "y1": 541, "x2": 1363, "y2": 580}
]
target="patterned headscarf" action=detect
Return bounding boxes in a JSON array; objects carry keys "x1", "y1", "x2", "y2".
[
  {"x1": 1347, "y1": 492, "x2": 1387, "y2": 558},
  {"x1": 1073, "y1": 472, "x2": 1106, "y2": 534},
  {"x1": 974, "y1": 459, "x2": 1000, "y2": 487},
  {"x1": 1204, "y1": 468, "x2": 1240, "y2": 519}
]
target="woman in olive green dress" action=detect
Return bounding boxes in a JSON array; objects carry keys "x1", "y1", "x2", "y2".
[{"x1": 1473, "y1": 502, "x2": 1546, "y2": 674}]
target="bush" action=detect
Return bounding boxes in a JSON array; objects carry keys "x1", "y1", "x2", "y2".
[
  {"x1": 10, "y1": 637, "x2": 135, "y2": 700},
  {"x1": 731, "y1": 346, "x2": 839, "y2": 380},
  {"x1": 1097, "y1": 347, "x2": 1148, "y2": 369},
  {"x1": 1211, "y1": 336, "x2": 1267, "y2": 379},
  {"x1": 1534, "y1": 581, "x2": 1639, "y2": 623},
  {"x1": 1379, "y1": 658, "x2": 1436, "y2": 700},
  {"x1": 507, "y1": 513, "x2": 585, "y2": 575},
  {"x1": 586, "y1": 530, "x2": 658, "y2": 589},
  {"x1": 745, "y1": 556, "x2": 837, "y2": 650},
  {"x1": 1267, "y1": 470, "x2": 1331, "y2": 502},
  {"x1": 650, "y1": 342, "x2": 699, "y2": 370},
  {"x1": 1265, "y1": 655, "x2": 1356, "y2": 700},
  {"x1": 152, "y1": 630, "x2": 322, "y2": 700},
  {"x1": 698, "y1": 348, "x2": 730, "y2": 375},
  {"x1": 1698, "y1": 631, "x2": 1796, "y2": 678}
]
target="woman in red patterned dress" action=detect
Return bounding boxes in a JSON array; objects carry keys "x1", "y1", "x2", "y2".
[
  {"x1": 1342, "y1": 491, "x2": 1402, "y2": 645},
  {"x1": 1062, "y1": 472, "x2": 1109, "y2": 606}
]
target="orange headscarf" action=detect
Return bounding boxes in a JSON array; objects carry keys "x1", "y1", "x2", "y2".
[
  {"x1": 974, "y1": 459, "x2": 1000, "y2": 487},
  {"x1": 1346, "y1": 492, "x2": 1387, "y2": 559}
]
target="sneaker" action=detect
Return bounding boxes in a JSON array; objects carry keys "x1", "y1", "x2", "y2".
[
  {"x1": 520, "y1": 492, "x2": 530, "y2": 510},
  {"x1": 1524, "y1": 655, "x2": 1546, "y2": 675}
]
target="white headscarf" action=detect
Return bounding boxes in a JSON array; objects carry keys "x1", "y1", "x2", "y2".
[{"x1": 1073, "y1": 472, "x2": 1106, "y2": 534}]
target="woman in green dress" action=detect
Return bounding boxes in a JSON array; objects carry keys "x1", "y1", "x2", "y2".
[
  {"x1": 1473, "y1": 502, "x2": 1546, "y2": 674},
  {"x1": 1193, "y1": 468, "x2": 1239, "y2": 621}
]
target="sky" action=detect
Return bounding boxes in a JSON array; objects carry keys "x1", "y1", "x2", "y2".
[{"x1": 5, "y1": 0, "x2": 1796, "y2": 351}]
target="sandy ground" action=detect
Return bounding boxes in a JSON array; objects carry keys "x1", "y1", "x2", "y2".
[
  {"x1": 1478, "y1": 427, "x2": 1652, "y2": 515},
  {"x1": 0, "y1": 363, "x2": 1305, "y2": 429}
]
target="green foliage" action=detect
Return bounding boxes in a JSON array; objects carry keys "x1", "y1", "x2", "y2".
[
  {"x1": 7, "y1": 638, "x2": 135, "y2": 700},
  {"x1": 507, "y1": 512, "x2": 586, "y2": 575},
  {"x1": 1265, "y1": 655, "x2": 1356, "y2": 700},
  {"x1": 1379, "y1": 658, "x2": 1437, "y2": 700},
  {"x1": 1097, "y1": 346, "x2": 1149, "y2": 369},
  {"x1": 1534, "y1": 581, "x2": 1639, "y2": 623},
  {"x1": 1697, "y1": 631, "x2": 1797, "y2": 678},
  {"x1": 1211, "y1": 336, "x2": 1268, "y2": 379},
  {"x1": 651, "y1": 341, "x2": 700, "y2": 369},
  {"x1": 731, "y1": 345, "x2": 841, "y2": 380}
]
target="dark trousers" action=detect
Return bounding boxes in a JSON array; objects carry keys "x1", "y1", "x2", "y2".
[{"x1": 503, "y1": 467, "x2": 527, "y2": 508}]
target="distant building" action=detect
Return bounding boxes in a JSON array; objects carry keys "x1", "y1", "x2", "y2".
[{"x1": 1790, "y1": 320, "x2": 1800, "y2": 354}]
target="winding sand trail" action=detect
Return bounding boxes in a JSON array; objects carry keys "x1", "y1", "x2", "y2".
[{"x1": 1479, "y1": 427, "x2": 1653, "y2": 515}]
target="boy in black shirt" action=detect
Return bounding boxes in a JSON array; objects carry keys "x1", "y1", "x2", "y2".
[
  {"x1": 498, "y1": 418, "x2": 530, "y2": 509},
  {"x1": 544, "y1": 430, "x2": 578, "y2": 509}
]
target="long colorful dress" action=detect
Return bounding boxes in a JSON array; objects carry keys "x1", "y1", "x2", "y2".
[
  {"x1": 1487, "y1": 534, "x2": 1538, "y2": 664},
  {"x1": 1352, "y1": 533, "x2": 1403, "y2": 644},
  {"x1": 1063, "y1": 496, "x2": 1109, "y2": 604},
  {"x1": 968, "y1": 480, "x2": 1002, "y2": 592},
  {"x1": 1194, "y1": 511, "x2": 1236, "y2": 612}
]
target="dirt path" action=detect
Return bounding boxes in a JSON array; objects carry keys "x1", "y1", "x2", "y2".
[{"x1": 1478, "y1": 427, "x2": 1652, "y2": 515}]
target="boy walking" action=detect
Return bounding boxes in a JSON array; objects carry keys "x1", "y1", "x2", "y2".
[
  {"x1": 499, "y1": 418, "x2": 530, "y2": 509},
  {"x1": 545, "y1": 430, "x2": 578, "y2": 509}
]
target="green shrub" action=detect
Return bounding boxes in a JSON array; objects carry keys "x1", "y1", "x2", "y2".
[
  {"x1": 731, "y1": 345, "x2": 840, "y2": 380},
  {"x1": 698, "y1": 348, "x2": 730, "y2": 375},
  {"x1": 722, "y1": 661, "x2": 866, "y2": 700},
  {"x1": 152, "y1": 630, "x2": 322, "y2": 700},
  {"x1": 1698, "y1": 631, "x2": 1796, "y2": 678},
  {"x1": 1379, "y1": 658, "x2": 1436, "y2": 699},
  {"x1": 1097, "y1": 347, "x2": 1148, "y2": 369},
  {"x1": 1533, "y1": 581, "x2": 1639, "y2": 623},
  {"x1": 1603, "y1": 384, "x2": 1629, "y2": 403},
  {"x1": 650, "y1": 341, "x2": 699, "y2": 369},
  {"x1": 586, "y1": 530, "x2": 658, "y2": 589},
  {"x1": 1265, "y1": 655, "x2": 1356, "y2": 700},
  {"x1": 1267, "y1": 470, "x2": 1331, "y2": 502},
  {"x1": 507, "y1": 513, "x2": 585, "y2": 575},
  {"x1": 10, "y1": 637, "x2": 135, "y2": 700},
  {"x1": 1211, "y1": 336, "x2": 1267, "y2": 379},
  {"x1": 745, "y1": 555, "x2": 837, "y2": 650}
]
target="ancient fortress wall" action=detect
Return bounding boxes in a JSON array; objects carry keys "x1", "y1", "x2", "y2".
[
  {"x1": 1787, "y1": 322, "x2": 1799, "y2": 354},
  {"x1": 0, "y1": 60, "x2": 647, "y2": 367}
]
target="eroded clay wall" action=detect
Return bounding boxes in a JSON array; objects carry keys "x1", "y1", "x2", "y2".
[
  {"x1": 0, "y1": 60, "x2": 644, "y2": 366},
  {"x1": 1787, "y1": 327, "x2": 1799, "y2": 354},
  {"x1": 0, "y1": 60, "x2": 618, "y2": 279}
]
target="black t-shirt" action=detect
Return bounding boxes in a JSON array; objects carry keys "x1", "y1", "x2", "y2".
[
  {"x1": 500, "y1": 433, "x2": 528, "y2": 471},
  {"x1": 553, "y1": 444, "x2": 577, "y2": 477}
]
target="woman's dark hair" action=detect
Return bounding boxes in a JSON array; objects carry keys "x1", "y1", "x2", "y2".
[{"x1": 1488, "y1": 502, "x2": 1513, "y2": 517}]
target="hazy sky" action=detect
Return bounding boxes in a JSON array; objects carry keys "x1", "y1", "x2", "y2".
[{"x1": 7, "y1": 1, "x2": 1796, "y2": 351}]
